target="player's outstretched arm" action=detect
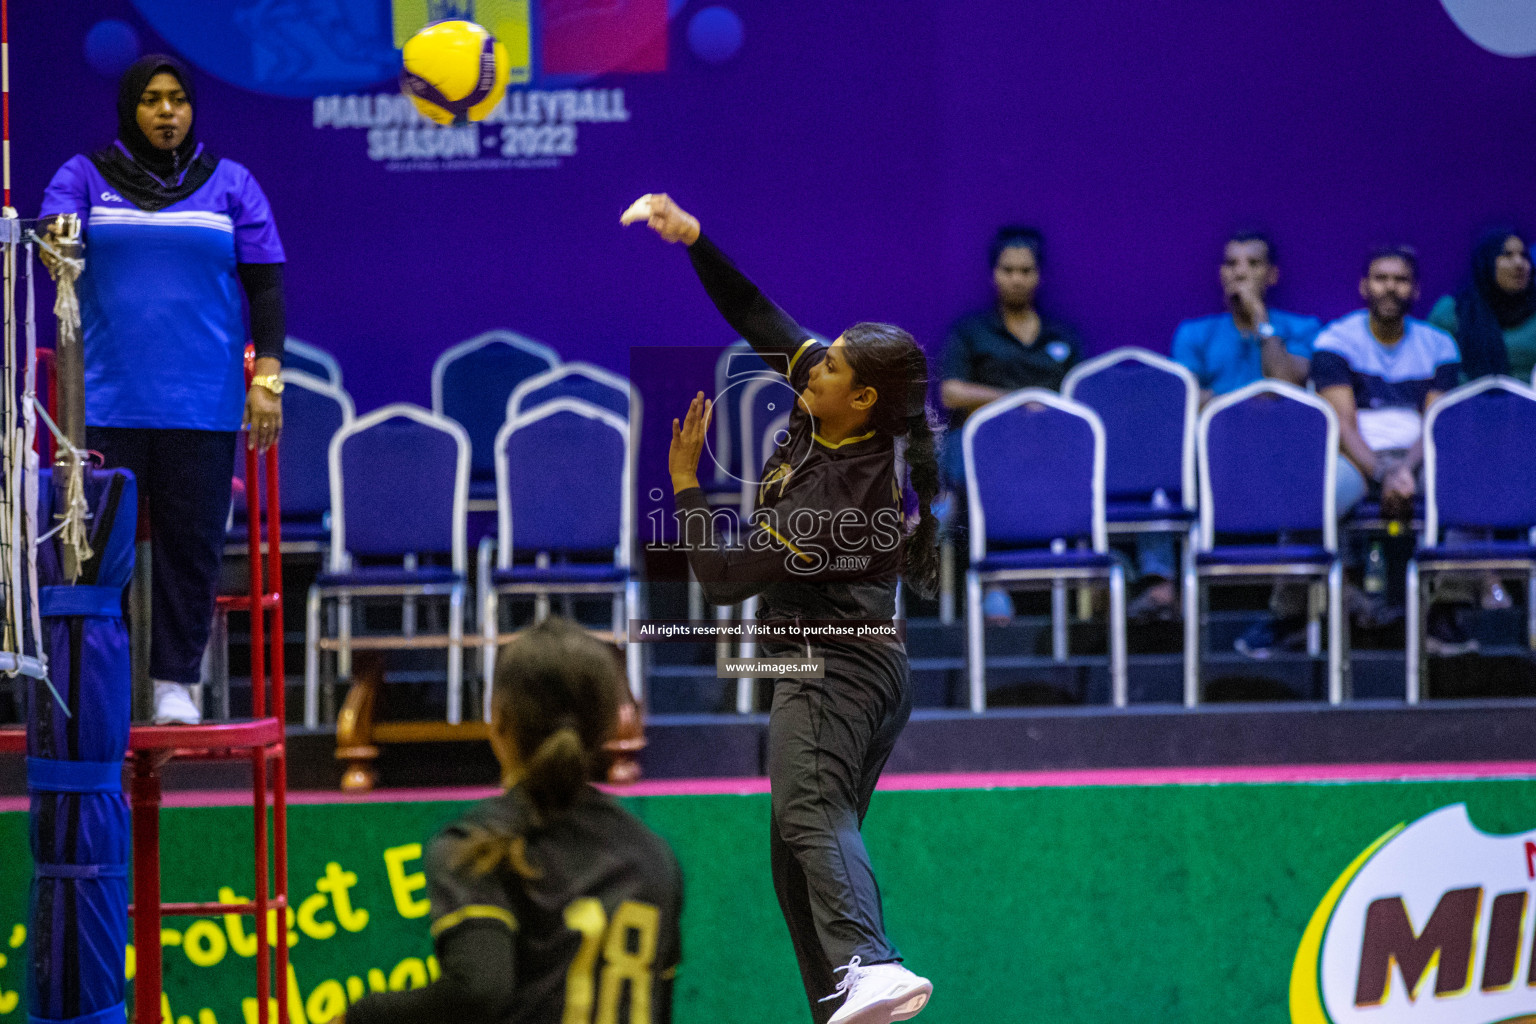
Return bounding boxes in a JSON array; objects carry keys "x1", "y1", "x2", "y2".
[{"x1": 622, "y1": 193, "x2": 810, "y2": 364}]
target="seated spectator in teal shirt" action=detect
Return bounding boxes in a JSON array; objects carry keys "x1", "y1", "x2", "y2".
[
  {"x1": 1428, "y1": 229, "x2": 1536, "y2": 383},
  {"x1": 1172, "y1": 232, "x2": 1320, "y2": 402}
]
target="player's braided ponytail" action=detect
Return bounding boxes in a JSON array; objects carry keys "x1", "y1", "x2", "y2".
[
  {"x1": 452, "y1": 618, "x2": 622, "y2": 880},
  {"x1": 841, "y1": 323, "x2": 942, "y2": 599},
  {"x1": 900, "y1": 402, "x2": 942, "y2": 601}
]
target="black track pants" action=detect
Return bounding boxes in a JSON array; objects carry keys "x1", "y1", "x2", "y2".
[
  {"x1": 87, "y1": 427, "x2": 236, "y2": 684},
  {"x1": 765, "y1": 640, "x2": 913, "y2": 1024}
]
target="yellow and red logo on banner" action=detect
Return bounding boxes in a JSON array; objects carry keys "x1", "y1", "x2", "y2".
[{"x1": 1293, "y1": 804, "x2": 1536, "y2": 1024}]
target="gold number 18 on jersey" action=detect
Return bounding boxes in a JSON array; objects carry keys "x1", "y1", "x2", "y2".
[{"x1": 562, "y1": 898, "x2": 661, "y2": 1024}]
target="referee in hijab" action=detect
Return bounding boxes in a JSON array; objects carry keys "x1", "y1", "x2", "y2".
[{"x1": 40, "y1": 54, "x2": 287, "y2": 724}]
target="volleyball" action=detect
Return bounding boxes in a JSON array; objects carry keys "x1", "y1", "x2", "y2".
[{"x1": 399, "y1": 20, "x2": 510, "y2": 125}]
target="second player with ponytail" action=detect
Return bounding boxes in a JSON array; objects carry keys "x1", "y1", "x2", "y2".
[{"x1": 343, "y1": 618, "x2": 683, "y2": 1024}]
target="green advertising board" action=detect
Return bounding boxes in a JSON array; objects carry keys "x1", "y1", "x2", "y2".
[{"x1": 2, "y1": 777, "x2": 1533, "y2": 1024}]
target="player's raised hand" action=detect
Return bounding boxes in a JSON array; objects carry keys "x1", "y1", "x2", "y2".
[
  {"x1": 621, "y1": 193, "x2": 701, "y2": 245},
  {"x1": 670, "y1": 391, "x2": 713, "y2": 492}
]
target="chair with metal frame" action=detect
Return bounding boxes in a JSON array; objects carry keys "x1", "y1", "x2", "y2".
[
  {"x1": 283, "y1": 337, "x2": 343, "y2": 386},
  {"x1": 304, "y1": 403, "x2": 470, "y2": 726},
  {"x1": 736, "y1": 375, "x2": 801, "y2": 521},
  {"x1": 1063, "y1": 348, "x2": 1200, "y2": 669},
  {"x1": 212, "y1": 365, "x2": 350, "y2": 709},
  {"x1": 479, "y1": 398, "x2": 638, "y2": 714},
  {"x1": 684, "y1": 344, "x2": 787, "y2": 652},
  {"x1": 431, "y1": 329, "x2": 560, "y2": 510},
  {"x1": 733, "y1": 409, "x2": 793, "y2": 713},
  {"x1": 507, "y1": 360, "x2": 638, "y2": 424},
  {"x1": 504, "y1": 362, "x2": 641, "y2": 622},
  {"x1": 1189, "y1": 380, "x2": 1345, "y2": 705},
  {"x1": 1407, "y1": 375, "x2": 1536, "y2": 702},
  {"x1": 962, "y1": 389, "x2": 1127, "y2": 712},
  {"x1": 229, "y1": 369, "x2": 354, "y2": 554},
  {"x1": 710, "y1": 340, "x2": 777, "y2": 496}
]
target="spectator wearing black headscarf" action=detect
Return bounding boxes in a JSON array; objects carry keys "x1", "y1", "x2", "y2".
[
  {"x1": 39, "y1": 55, "x2": 288, "y2": 725},
  {"x1": 1430, "y1": 229, "x2": 1536, "y2": 382},
  {"x1": 1427, "y1": 229, "x2": 1534, "y2": 614}
]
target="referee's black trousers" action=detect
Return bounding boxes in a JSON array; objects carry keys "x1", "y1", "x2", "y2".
[
  {"x1": 765, "y1": 640, "x2": 912, "y2": 1024},
  {"x1": 88, "y1": 427, "x2": 237, "y2": 686}
]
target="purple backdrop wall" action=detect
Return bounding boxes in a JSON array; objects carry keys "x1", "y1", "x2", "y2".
[{"x1": 14, "y1": 0, "x2": 1536, "y2": 422}]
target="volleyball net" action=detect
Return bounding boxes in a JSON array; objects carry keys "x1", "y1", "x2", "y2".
[
  {"x1": 0, "y1": 210, "x2": 46, "y2": 685},
  {"x1": 0, "y1": 204, "x2": 103, "y2": 694}
]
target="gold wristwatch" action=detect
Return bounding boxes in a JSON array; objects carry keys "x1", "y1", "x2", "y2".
[{"x1": 250, "y1": 374, "x2": 285, "y2": 395}]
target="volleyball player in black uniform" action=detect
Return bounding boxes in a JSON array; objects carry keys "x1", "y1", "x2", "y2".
[
  {"x1": 624, "y1": 194, "x2": 939, "y2": 1024},
  {"x1": 344, "y1": 618, "x2": 682, "y2": 1024}
]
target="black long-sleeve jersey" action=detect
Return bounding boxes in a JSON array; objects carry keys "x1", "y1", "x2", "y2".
[
  {"x1": 674, "y1": 234, "x2": 905, "y2": 633},
  {"x1": 347, "y1": 785, "x2": 683, "y2": 1024}
]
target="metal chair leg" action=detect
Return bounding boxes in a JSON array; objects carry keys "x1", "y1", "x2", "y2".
[
  {"x1": 939, "y1": 538, "x2": 955, "y2": 625},
  {"x1": 477, "y1": 537, "x2": 496, "y2": 717},
  {"x1": 1306, "y1": 581, "x2": 1322, "y2": 658},
  {"x1": 1182, "y1": 531, "x2": 1199, "y2": 708},
  {"x1": 337, "y1": 594, "x2": 353, "y2": 682},
  {"x1": 1528, "y1": 569, "x2": 1536, "y2": 653},
  {"x1": 1109, "y1": 564, "x2": 1128, "y2": 708},
  {"x1": 736, "y1": 594, "x2": 758, "y2": 714},
  {"x1": 304, "y1": 585, "x2": 322, "y2": 728},
  {"x1": 1051, "y1": 582, "x2": 1069, "y2": 662},
  {"x1": 534, "y1": 552, "x2": 551, "y2": 622},
  {"x1": 1051, "y1": 540, "x2": 1068, "y2": 661},
  {"x1": 402, "y1": 553, "x2": 417, "y2": 638},
  {"x1": 210, "y1": 608, "x2": 230, "y2": 721},
  {"x1": 482, "y1": 589, "x2": 498, "y2": 723},
  {"x1": 447, "y1": 583, "x2": 464, "y2": 725},
  {"x1": 966, "y1": 570, "x2": 985, "y2": 713},
  {"x1": 716, "y1": 601, "x2": 734, "y2": 663},
  {"x1": 1406, "y1": 560, "x2": 1422, "y2": 705},
  {"x1": 624, "y1": 579, "x2": 643, "y2": 703},
  {"x1": 1527, "y1": 528, "x2": 1536, "y2": 653},
  {"x1": 1327, "y1": 560, "x2": 1345, "y2": 705}
]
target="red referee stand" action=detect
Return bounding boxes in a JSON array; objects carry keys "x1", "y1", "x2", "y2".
[{"x1": 1, "y1": 348, "x2": 291, "y2": 1024}]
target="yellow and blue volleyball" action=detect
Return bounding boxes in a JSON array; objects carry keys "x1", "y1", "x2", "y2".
[{"x1": 399, "y1": 20, "x2": 509, "y2": 125}]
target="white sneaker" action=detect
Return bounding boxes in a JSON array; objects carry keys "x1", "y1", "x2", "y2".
[
  {"x1": 824, "y1": 957, "x2": 932, "y2": 1024},
  {"x1": 153, "y1": 681, "x2": 202, "y2": 726}
]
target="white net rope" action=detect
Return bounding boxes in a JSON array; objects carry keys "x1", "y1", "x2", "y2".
[
  {"x1": 0, "y1": 210, "x2": 45, "y2": 681},
  {"x1": 33, "y1": 226, "x2": 92, "y2": 573}
]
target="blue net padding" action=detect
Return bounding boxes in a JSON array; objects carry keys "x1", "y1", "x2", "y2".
[
  {"x1": 27, "y1": 468, "x2": 136, "y2": 1024},
  {"x1": 30, "y1": 1000, "x2": 127, "y2": 1024}
]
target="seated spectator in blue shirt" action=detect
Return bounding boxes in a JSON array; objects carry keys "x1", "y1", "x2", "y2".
[
  {"x1": 1172, "y1": 232, "x2": 1320, "y2": 403},
  {"x1": 1237, "y1": 247, "x2": 1467, "y2": 657},
  {"x1": 940, "y1": 227, "x2": 1081, "y2": 621},
  {"x1": 1128, "y1": 234, "x2": 1321, "y2": 622}
]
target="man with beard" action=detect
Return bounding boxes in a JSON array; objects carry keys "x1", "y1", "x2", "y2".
[{"x1": 1237, "y1": 247, "x2": 1466, "y2": 657}]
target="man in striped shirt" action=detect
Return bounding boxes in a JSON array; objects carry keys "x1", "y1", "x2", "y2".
[{"x1": 1238, "y1": 247, "x2": 1467, "y2": 657}]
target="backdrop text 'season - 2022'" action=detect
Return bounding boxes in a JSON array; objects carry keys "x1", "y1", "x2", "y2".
[{"x1": 4, "y1": 779, "x2": 1536, "y2": 1024}]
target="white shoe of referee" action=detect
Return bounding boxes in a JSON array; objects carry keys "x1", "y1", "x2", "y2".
[
  {"x1": 824, "y1": 956, "x2": 932, "y2": 1024},
  {"x1": 153, "y1": 681, "x2": 202, "y2": 726}
]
